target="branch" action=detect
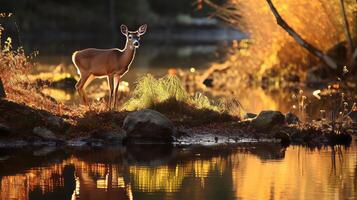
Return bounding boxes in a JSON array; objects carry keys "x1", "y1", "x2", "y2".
[
  {"x1": 203, "y1": 0, "x2": 241, "y2": 26},
  {"x1": 266, "y1": 0, "x2": 338, "y2": 70}
]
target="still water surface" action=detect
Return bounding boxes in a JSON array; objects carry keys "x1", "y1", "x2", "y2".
[{"x1": 0, "y1": 140, "x2": 356, "y2": 200}]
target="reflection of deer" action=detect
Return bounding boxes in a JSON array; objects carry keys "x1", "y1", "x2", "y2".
[{"x1": 72, "y1": 24, "x2": 147, "y2": 109}]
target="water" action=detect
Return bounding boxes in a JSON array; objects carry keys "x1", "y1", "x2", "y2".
[{"x1": 0, "y1": 140, "x2": 356, "y2": 200}]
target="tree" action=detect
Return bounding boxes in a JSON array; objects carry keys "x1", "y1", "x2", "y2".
[{"x1": 265, "y1": 0, "x2": 338, "y2": 70}]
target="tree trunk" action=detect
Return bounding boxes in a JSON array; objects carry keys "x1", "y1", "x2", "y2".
[
  {"x1": 339, "y1": 0, "x2": 354, "y2": 55},
  {"x1": 266, "y1": 0, "x2": 338, "y2": 70},
  {"x1": 109, "y1": 0, "x2": 117, "y2": 46}
]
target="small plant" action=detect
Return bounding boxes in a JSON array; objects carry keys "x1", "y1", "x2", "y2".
[
  {"x1": 308, "y1": 67, "x2": 356, "y2": 134},
  {"x1": 291, "y1": 89, "x2": 308, "y2": 122}
]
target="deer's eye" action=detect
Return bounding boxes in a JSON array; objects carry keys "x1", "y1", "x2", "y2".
[{"x1": 128, "y1": 35, "x2": 133, "y2": 39}]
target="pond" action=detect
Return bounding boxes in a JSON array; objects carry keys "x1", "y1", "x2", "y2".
[{"x1": 0, "y1": 140, "x2": 356, "y2": 200}]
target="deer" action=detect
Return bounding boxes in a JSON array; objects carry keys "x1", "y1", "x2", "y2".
[{"x1": 72, "y1": 24, "x2": 147, "y2": 110}]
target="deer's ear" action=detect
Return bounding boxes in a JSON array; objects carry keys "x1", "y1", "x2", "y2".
[
  {"x1": 138, "y1": 24, "x2": 147, "y2": 35},
  {"x1": 120, "y1": 24, "x2": 128, "y2": 35}
]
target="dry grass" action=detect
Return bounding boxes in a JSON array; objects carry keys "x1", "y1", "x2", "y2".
[{"x1": 0, "y1": 26, "x2": 68, "y2": 113}]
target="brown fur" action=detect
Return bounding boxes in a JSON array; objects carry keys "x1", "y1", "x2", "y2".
[{"x1": 72, "y1": 24, "x2": 147, "y2": 109}]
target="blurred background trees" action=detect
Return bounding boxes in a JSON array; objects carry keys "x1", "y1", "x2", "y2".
[{"x1": 1, "y1": 0, "x2": 224, "y2": 44}]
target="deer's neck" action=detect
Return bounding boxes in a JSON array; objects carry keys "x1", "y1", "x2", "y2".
[{"x1": 120, "y1": 41, "x2": 136, "y2": 70}]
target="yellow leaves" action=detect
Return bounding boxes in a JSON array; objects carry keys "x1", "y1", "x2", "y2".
[
  {"x1": 207, "y1": 0, "x2": 355, "y2": 79},
  {"x1": 3, "y1": 37, "x2": 12, "y2": 52}
]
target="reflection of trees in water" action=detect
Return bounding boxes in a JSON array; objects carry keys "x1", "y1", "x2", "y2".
[
  {"x1": 29, "y1": 165, "x2": 76, "y2": 200},
  {"x1": 0, "y1": 144, "x2": 356, "y2": 200}
]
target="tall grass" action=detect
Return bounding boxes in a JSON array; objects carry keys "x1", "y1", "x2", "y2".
[
  {"x1": 0, "y1": 26, "x2": 76, "y2": 115},
  {"x1": 122, "y1": 74, "x2": 236, "y2": 114},
  {"x1": 0, "y1": 27, "x2": 32, "y2": 86},
  {"x1": 205, "y1": 0, "x2": 356, "y2": 87}
]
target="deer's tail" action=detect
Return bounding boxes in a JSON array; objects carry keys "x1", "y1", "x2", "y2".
[{"x1": 72, "y1": 51, "x2": 81, "y2": 75}]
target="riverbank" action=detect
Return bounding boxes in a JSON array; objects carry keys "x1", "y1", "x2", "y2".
[{"x1": 0, "y1": 97, "x2": 354, "y2": 149}]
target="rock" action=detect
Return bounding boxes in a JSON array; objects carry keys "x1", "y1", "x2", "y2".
[
  {"x1": 47, "y1": 116, "x2": 64, "y2": 128},
  {"x1": 33, "y1": 127, "x2": 57, "y2": 140},
  {"x1": 90, "y1": 129, "x2": 126, "y2": 143},
  {"x1": 0, "y1": 123, "x2": 11, "y2": 137},
  {"x1": 50, "y1": 77, "x2": 77, "y2": 90},
  {"x1": 123, "y1": 109, "x2": 174, "y2": 143},
  {"x1": 0, "y1": 78, "x2": 6, "y2": 98},
  {"x1": 285, "y1": 112, "x2": 299, "y2": 124},
  {"x1": 251, "y1": 110, "x2": 285, "y2": 130},
  {"x1": 244, "y1": 113, "x2": 257, "y2": 119},
  {"x1": 66, "y1": 137, "x2": 89, "y2": 147}
]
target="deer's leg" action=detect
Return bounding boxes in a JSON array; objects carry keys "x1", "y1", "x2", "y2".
[
  {"x1": 113, "y1": 75, "x2": 120, "y2": 109},
  {"x1": 82, "y1": 75, "x2": 95, "y2": 107},
  {"x1": 107, "y1": 75, "x2": 114, "y2": 110},
  {"x1": 75, "y1": 73, "x2": 90, "y2": 106}
]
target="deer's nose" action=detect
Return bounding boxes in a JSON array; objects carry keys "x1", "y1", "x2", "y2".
[{"x1": 133, "y1": 40, "x2": 140, "y2": 47}]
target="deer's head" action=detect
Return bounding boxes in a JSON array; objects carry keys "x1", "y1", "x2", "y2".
[{"x1": 121, "y1": 24, "x2": 147, "y2": 49}]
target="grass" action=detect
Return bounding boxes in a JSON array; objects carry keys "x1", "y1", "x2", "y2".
[
  {"x1": 122, "y1": 74, "x2": 234, "y2": 113},
  {"x1": 121, "y1": 74, "x2": 241, "y2": 126}
]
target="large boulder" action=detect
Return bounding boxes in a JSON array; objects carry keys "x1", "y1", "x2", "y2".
[
  {"x1": 123, "y1": 109, "x2": 174, "y2": 143},
  {"x1": 251, "y1": 110, "x2": 285, "y2": 130},
  {"x1": 0, "y1": 78, "x2": 6, "y2": 98}
]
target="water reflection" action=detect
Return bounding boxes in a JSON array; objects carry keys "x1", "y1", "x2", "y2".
[{"x1": 0, "y1": 140, "x2": 356, "y2": 200}]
